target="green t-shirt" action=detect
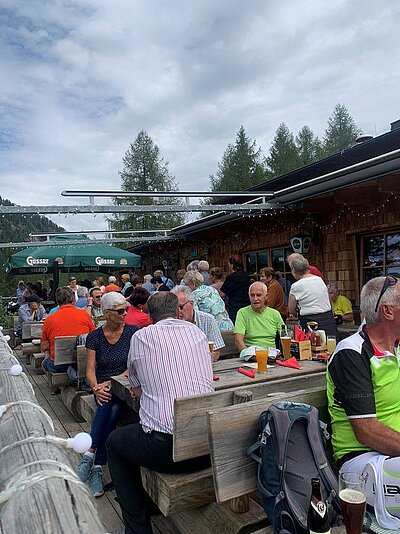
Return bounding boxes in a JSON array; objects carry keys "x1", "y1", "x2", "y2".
[
  {"x1": 234, "y1": 305, "x2": 284, "y2": 348},
  {"x1": 327, "y1": 329, "x2": 400, "y2": 463}
]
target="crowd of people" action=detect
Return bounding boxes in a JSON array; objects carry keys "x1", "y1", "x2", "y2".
[{"x1": 13, "y1": 252, "x2": 391, "y2": 534}]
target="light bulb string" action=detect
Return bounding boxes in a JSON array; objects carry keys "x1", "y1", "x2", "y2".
[
  {"x1": 0, "y1": 434, "x2": 69, "y2": 457},
  {"x1": 0, "y1": 401, "x2": 54, "y2": 431},
  {"x1": 0, "y1": 469, "x2": 89, "y2": 511},
  {"x1": 5, "y1": 459, "x2": 77, "y2": 490}
]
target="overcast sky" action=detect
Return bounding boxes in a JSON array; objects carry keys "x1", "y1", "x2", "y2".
[{"x1": 1, "y1": 0, "x2": 399, "y2": 233}]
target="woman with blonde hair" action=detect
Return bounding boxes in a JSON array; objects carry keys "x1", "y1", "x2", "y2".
[{"x1": 183, "y1": 271, "x2": 233, "y2": 331}]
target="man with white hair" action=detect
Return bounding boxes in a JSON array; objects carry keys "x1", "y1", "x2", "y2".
[
  {"x1": 171, "y1": 285, "x2": 224, "y2": 361},
  {"x1": 327, "y1": 276, "x2": 400, "y2": 528},
  {"x1": 198, "y1": 260, "x2": 212, "y2": 285},
  {"x1": 234, "y1": 282, "x2": 284, "y2": 352}
]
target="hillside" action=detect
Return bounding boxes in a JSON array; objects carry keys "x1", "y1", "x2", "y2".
[{"x1": 0, "y1": 197, "x2": 65, "y2": 295}]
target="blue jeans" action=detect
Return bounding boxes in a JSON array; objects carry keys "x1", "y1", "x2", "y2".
[
  {"x1": 41, "y1": 358, "x2": 69, "y2": 373},
  {"x1": 91, "y1": 391, "x2": 124, "y2": 465}
]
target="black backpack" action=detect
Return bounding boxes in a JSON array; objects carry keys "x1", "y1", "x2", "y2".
[{"x1": 247, "y1": 400, "x2": 342, "y2": 534}]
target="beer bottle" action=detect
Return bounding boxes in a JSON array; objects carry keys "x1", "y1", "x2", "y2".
[{"x1": 307, "y1": 477, "x2": 331, "y2": 534}]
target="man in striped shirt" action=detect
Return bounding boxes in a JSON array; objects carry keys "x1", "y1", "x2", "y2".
[{"x1": 106, "y1": 292, "x2": 214, "y2": 534}]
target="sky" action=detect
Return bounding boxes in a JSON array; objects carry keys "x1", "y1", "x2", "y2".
[{"x1": 1, "y1": 0, "x2": 399, "y2": 233}]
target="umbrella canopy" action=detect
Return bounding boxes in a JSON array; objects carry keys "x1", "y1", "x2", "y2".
[{"x1": 5, "y1": 235, "x2": 141, "y2": 275}]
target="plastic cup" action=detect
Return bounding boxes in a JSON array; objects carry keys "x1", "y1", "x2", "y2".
[{"x1": 255, "y1": 348, "x2": 268, "y2": 373}]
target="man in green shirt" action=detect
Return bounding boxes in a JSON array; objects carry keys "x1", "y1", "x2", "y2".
[
  {"x1": 234, "y1": 281, "x2": 284, "y2": 351},
  {"x1": 327, "y1": 275, "x2": 400, "y2": 528}
]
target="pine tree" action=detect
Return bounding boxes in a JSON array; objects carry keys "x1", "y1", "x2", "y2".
[
  {"x1": 266, "y1": 123, "x2": 299, "y2": 177},
  {"x1": 109, "y1": 131, "x2": 184, "y2": 233},
  {"x1": 323, "y1": 103, "x2": 361, "y2": 156},
  {"x1": 296, "y1": 126, "x2": 322, "y2": 167},
  {"x1": 209, "y1": 126, "x2": 266, "y2": 195}
]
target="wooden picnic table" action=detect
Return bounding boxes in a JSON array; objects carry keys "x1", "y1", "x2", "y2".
[{"x1": 111, "y1": 357, "x2": 326, "y2": 408}]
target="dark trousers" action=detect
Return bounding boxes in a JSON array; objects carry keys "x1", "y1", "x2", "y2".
[
  {"x1": 106, "y1": 423, "x2": 210, "y2": 534},
  {"x1": 91, "y1": 391, "x2": 124, "y2": 465}
]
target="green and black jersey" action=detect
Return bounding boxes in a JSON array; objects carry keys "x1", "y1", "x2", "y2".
[{"x1": 327, "y1": 328, "x2": 400, "y2": 464}]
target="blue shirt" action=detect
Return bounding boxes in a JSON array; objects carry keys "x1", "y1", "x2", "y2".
[{"x1": 86, "y1": 324, "x2": 138, "y2": 383}]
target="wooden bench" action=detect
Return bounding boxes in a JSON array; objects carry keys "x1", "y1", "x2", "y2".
[
  {"x1": 140, "y1": 372, "x2": 327, "y2": 518},
  {"x1": 42, "y1": 336, "x2": 89, "y2": 421},
  {"x1": 207, "y1": 386, "x2": 328, "y2": 503},
  {"x1": 21, "y1": 321, "x2": 44, "y2": 341},
  {"x1": 219, "y1": 330, "x2": 239, "y2": 359}
]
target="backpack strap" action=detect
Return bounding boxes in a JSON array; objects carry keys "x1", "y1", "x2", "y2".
[{"x1": 246, "y1": 439, "x2": 262, "y2": 465}]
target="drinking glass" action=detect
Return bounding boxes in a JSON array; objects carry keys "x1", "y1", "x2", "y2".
[
  {"x1": 339, "y1": 472, "x2": 366, "y2": 534},
  {"x1": 255, "y1": 348, "x2": 268, "y2": 373},
  {"x1": 327, "y1": 335, "x2": 337, "y2": 354},
  {"x1": 281, "y1": 336, "x2": 292, "y2": 360}
]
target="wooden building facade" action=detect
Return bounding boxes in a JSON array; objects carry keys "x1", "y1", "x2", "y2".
[{"x1": 132, "y1": 123, "x2": 400, "y2": 305}]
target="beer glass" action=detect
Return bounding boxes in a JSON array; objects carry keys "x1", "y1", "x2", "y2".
[
  {"x1": 327, "y1": 335, "x2": 337, "y2": 354},
  {"x1": 281, "y1": 336, "x2": 292, "y2": 360},
  {"x1": 255, "y1": 348, "x2": 268, "y2": 373},
  {"x1": 339, "y1": 472, "x2": 366, "y2": 534}
]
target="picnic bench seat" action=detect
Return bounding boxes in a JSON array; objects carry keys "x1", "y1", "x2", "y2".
[
  {"x1": 41, "y1": 336, "x2": 89, "y2": 420},
  {"x1": 207, "y1": 386, "x2": 328, "y2": 503},
  {"x1": 140, "y1": 372, "x2": 327, "y2": 519}
]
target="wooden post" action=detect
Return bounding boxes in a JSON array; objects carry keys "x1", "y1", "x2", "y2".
[
  {"x1": 229, "y1": 389, "x2": 253, "y2": 513},
  {"x1": 0, "y1": 336, "x2": 105, "y2": 534}
]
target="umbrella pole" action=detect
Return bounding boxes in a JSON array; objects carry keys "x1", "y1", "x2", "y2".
[{"x1": 52, "y1": 261, "x2": 60, "y2": 291}]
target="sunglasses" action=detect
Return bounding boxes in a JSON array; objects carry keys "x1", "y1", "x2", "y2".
[
  {"x1": 108, "y1": 307, "x2": 128, "y2": 315},
  {"x1": 178, "y1": 301, "x2": 192, "y2": 310},
  {"x1": 93, "y1": 295, "x2": 102, "y2": 300},
  {"x1": 374, "y1": 275, "x2": 398, "y2": 313}
]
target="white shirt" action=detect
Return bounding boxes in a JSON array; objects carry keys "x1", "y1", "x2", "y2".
[{"x1": 289, "y1": 276, "x2": 331, "y2": 315}]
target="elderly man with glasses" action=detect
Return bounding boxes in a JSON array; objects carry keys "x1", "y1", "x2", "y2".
[
  {"x1": 106, "y1": 292, "x2": 213, "y2": 534},
  {"x1": 87, "y1": 287, "x2": 105, "y2": 326},
  {"x1": 171, "y1": 285, "x2": 225, "y2": 361},
  {"x1": 327, "y1": 275, "x2": 400, "y2": 529}
]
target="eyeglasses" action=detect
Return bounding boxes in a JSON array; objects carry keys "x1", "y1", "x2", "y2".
[
  {"x1": 374, "y1": 275, "x2": 398, "y2": 313},
  {"x1": 178, "y1": 301, "x2": 192, "y2": 310},
  {"x1": 93, "y1": 295, "x2": 102, "y2": 300},
  {"x1": 107, "y1": 307, "x2": 128, "y2": 315}
]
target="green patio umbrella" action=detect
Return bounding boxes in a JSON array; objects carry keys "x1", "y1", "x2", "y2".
[{"x1": 5, "y1": 235, "x2": 141, "y2": 276}]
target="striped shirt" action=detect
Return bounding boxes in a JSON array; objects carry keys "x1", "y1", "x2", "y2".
[
  {"x1": 194, "y1": 310, "x2": 225, "y2": 350},
  {"x1": 128, "y1": 317, "x2": 214, "y2": 434}
]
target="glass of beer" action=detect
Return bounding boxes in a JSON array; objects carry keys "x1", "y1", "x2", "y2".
[
  {"x1": 255, "y1": 348, "x2": 268, "y2": 373},
  {"x1": 327, "y1": 335, "x2": 337, "y2": 354},
  {"x1": 281, "y1": 336, "x2": 292, "y2": 360},
  {"x1": 339, "y1": 472, "x2": 366, "y2": 534}
]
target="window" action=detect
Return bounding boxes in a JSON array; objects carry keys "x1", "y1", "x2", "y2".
[
  {"x1": 361, "y1": 232, "x2": 400, "y2": 285},
  {"x1": 245, "y1": 247, "x2": 294, "y2": 283}
]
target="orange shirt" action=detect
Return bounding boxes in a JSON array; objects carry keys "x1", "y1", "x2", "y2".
[
  {"x1": 104, "y1": 283, "x2": 121, "y2": 293},
  {"x1": 41, "y1": 304, "x2": 95, "y2": 360}
]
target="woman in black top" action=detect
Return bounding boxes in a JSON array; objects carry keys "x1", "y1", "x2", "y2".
[
  {"x1": 219, "y1": 254, "x2": 251, "y2": 323},
  {"x1": 75, "y1": 292, "x2": 138, "y2": 497}
]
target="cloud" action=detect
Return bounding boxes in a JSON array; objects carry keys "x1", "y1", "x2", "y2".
[{"x1": 0, "y1": 0, "x2": 399, "y2": 232}]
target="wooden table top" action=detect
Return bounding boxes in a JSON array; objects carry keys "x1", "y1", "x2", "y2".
[{"x1": 111, "y1": 357, "x2": 326, "y2": 408}]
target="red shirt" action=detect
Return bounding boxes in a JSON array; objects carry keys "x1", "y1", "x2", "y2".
[
  {"x1": 42, "y1": 304, "x2": 95, "y2": 360},
  {"x1": 125, "y1": 306, "x2": 152, "y2": 328}
]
